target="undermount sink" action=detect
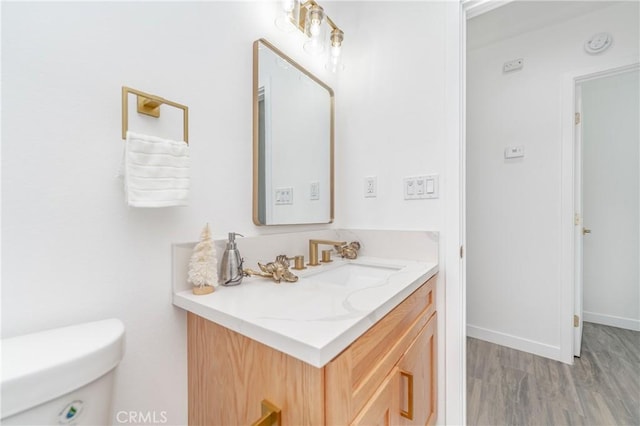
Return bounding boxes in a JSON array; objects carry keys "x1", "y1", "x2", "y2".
[{"x1": 304, "y1": 262, "x2": 402, "y2": 288}]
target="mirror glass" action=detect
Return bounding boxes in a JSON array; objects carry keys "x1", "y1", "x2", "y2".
[{"x1": 253, "y1": 39, "x2": 334, "y2": 225}]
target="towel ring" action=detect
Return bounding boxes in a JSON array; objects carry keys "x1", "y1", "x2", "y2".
[{"x1": 121, "y1": 86, "x2": 189, "y2": 144}]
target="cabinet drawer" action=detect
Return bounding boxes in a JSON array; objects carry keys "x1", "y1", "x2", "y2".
[{"x1": 325, "y1": 275, "x2": 436, "y2": 425}]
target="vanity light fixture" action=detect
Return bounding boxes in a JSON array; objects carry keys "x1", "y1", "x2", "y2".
[{"x1": 275, "y1": 0, "x2": 345, "y2": 72}]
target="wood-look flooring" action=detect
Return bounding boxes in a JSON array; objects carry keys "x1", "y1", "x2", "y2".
[{"x1": 467, "y1": 322, "x2": 640, "y2": 425}]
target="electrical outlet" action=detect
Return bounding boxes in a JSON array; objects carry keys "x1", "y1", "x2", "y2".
[
  {"x1": 503, "y1": 58, "x2": 524, "y2": 73},
  {"x1": 364, "y1": 176, "x2": 377, "y2": 198}
]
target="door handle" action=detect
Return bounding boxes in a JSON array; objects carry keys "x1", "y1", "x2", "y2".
[
  {"x1": 400, "y1": 370, "x2": 414, "y2": 420},
  {"x1": 583, "y1": 228, "x2": 591, "y2": 235}
]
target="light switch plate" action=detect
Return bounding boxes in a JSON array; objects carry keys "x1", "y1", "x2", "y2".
[
  {"x1": 310, "y1": 181, "x2": 320, "y2": 200},
  {"x1": 504, "y1": 146, "x2": 525, "y2": 159},
  {"x1": 404, "y1": 175, "x2": 439, "y2": 200},
  {"x1": 275, "y1": 187, "x2": 293, "y2": 205}
]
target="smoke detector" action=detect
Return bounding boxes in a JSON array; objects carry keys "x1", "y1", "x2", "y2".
[{"x1": 584, "y1": 32, "x2": 612, "y2": 54}]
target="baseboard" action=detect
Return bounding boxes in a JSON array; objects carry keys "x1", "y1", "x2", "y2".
[
  {"x1": 583, "y1": 311, "x2": 640, "y2": 331},
  {"x1": 467, "y1": 324, "x2": 563, "y2": 362}
]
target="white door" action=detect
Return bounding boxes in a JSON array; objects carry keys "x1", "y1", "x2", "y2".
[{"x1": 578, "y1": 69, "x2": 640, "y2": 345}]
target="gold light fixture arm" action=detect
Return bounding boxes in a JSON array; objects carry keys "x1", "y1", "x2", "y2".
[
  {"x1": 121, "y1": 86, "x2": 189, "y2": 143},
  {"x1": 291, "y1": 0, "x2": 342, "y2": 36}
]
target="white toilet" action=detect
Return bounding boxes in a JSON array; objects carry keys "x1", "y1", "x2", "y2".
[{"x1": 1, "y1": 319, "x2": 125, "y2": 425}]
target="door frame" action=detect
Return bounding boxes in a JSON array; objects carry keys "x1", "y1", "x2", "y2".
[
  {"x1": 443, "y1": 2, "x2": 516, "y2": 423},
  {"x1": 444, "y1": 1, "x2": 465, "y2": 424},
  {"x1": 560, "y1": 59, "x2": 640, "y2": 363}
]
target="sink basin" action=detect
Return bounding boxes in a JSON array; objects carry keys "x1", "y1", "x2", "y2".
[{"x1": 305, "y1": 263, "x2": 402, "y2": 288}]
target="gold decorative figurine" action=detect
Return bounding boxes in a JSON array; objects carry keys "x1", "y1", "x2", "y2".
[{"x1": 244, "y1": 255, "x2": 299, "y2": 284}]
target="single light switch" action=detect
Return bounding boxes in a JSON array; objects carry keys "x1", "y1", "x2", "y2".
[
  {"x1": 310, "y1": 181, "x2": 320, "y2": 200},
  {"x1": 426, "y1": 178, "x2": 435, "y2": 194},
  {"x1": 423, "y1": 174, "x2": 439, "y2": 199}
]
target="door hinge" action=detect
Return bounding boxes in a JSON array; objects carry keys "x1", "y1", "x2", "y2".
[
  {"x1": 575, "y1": 213, "x2": 581, "y2": 226},
  {"x1": 575, "y1": 112, "x2": 581, "y2": 125},
  {"x1": 459, "y1": 245, "x2": 464, "y2": 259},
  {"x1": 574, "y1": 315, "x2": 579, "y2": 327}
]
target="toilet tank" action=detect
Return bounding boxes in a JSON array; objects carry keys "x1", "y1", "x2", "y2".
[{"x1": 1, "y1": 319, "x2": 125, "y2": 425}]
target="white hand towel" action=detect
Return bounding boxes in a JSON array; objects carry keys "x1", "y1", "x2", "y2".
[{"x1": 123, "y1": 131, "x2": 190, "y2": 207}]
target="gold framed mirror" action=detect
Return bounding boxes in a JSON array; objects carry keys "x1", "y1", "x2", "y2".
[{"x1": 253, "y1": 39, "x2": 334, "y2": 226}]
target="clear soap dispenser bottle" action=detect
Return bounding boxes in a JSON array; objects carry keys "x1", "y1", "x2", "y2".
[{"x1": 220, "y1": 232, "x2": 244, "y2": 286}]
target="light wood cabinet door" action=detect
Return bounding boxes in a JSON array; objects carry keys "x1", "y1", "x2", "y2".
[
  {"x1": 350, "y1": 367, "x2": 400, "y2": 426},
  {"x1": 397, "y1": 313, "x2": 437, "y2": 426},
  {"x1": 325, "y1": 276, "x2": 436, "y2": 425},
  {"x1": 187, "y1": 313, "x2": 324, "y2": 426}
]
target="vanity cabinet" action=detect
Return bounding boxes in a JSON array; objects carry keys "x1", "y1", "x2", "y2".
[{"x1": 187, "y1": 274, "x2": 437, "y2": 426}]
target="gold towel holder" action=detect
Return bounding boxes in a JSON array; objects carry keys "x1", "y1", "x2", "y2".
[{"x1": 121, "y1": 86, "x2": 189, "y2": 144}]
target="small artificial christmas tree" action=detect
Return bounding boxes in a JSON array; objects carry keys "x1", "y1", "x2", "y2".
[{"x1": 188, "y1": 223, "x2": 217, "y2": 295}]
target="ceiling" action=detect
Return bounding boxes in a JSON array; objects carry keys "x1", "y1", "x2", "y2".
[{"x1": 467, "y1": 1, "x2": 623, "y2": 50}]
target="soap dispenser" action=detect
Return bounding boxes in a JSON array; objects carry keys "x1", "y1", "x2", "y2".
[{"x1": 220, "y1": 232, "x2": 244, "y2": 286}]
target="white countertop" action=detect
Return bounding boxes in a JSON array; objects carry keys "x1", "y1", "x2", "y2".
[{"x1": 173, "y1": 256, "x2": 437, "y2": 368}]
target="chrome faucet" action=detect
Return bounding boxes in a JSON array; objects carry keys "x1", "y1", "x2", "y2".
[{"x1": 308, "y1": 239, "x2": 347, "y2": 266}]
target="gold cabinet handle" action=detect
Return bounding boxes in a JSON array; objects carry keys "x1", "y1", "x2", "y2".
[
  {"x1": 400, "y1": 370, "x2": 414, "y2": 420},
  {"x1": 251, "y1": 400, "x2": 281, "y2": 426},
  {"x1": 583, "y1": 227, "x2": 592, "y2": 235}
]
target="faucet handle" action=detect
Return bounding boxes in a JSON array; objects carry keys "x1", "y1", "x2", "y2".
[
  {"x1": 335, "y1": 241, "x2": 361, "y2": 259},
  {"x1": 321, "y1": 250, "x2": 333, "y2": 263},
  {"x1": 292, "y1": 255, "x2": 307, "y2": 270}
]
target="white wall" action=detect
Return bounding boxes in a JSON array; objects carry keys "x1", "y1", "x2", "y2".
[
  {"x1": 467, "y1": 2, "x2": 639, "y2": 360},
  {"x1": 582, "y1": 70, "x2": 640, "y2": 331},
  {"x1": 332, "y1": 2, "x2": 447, "y2": 231},
  {"x1": 256, "y1": 0, "x2": 451, "y2": 230},
  {"x1": 2, "y1": 1, "x2": 451, "y2": 424}
]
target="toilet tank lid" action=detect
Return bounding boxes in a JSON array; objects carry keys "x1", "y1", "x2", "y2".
[{"x1": 1, "y1": 318, "x2": 125, "y2": 420}]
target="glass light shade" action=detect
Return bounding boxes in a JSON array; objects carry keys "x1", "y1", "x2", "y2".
[
  {"x1": 305, "y1": 5, "x2": 324, "y2": 35},
  {"x1": 304, "y1": 37, "x2": 325, "y2": 55},
  {"x1": 326, "y1": 48, "x2": 344, "y2": 72},
  {"x1": 326, "y1": 29, "x2": 344, "y2": 72},
  {"x1": 303, "y1": 5, "x2": 326, "y2": 54},
  {"x1": 274, "y1": 0, "x2": 297, "y2": 32}
]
